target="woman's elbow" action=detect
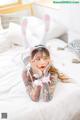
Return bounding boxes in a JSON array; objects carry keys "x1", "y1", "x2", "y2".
[{"x1": 31, "y1": 95, "x2": 39, "y2": 102}]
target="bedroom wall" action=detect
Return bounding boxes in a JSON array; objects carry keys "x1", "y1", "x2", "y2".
[{"x1": 33, "y1": 3, "x2": 80, "y2": 41}]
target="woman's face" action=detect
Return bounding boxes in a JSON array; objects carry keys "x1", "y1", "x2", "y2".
[{"x1": 31, "y1": 52, "x2": 51, "y2": 72}]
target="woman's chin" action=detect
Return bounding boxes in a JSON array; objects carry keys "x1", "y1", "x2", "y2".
[{"x1": 40, "y1": 68, "x2": 45, "y2": 72}]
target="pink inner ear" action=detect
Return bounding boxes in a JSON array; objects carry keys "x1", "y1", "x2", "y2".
[
  {"x1": 44, "y1": 14, "x2": 50, "y2": 21},
  {"x1": 21, "y1": 18, "x2": 27, "y2": 36},
  {"x1": 43, "y1": 14, "x2": 50, "y2": 32}
]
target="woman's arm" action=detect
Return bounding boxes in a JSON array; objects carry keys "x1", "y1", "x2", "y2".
[
  {"x1": 30, "y1": 85, "x2": 41, "y2": 102},
  {"x1": 22, "y1": 70, "x2": 41, "y2": 102}
]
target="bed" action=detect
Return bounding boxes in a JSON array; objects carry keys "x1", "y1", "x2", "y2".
[
  {"x1": 0, "y1": 15, "x2": 80, "y2": 120},
  {"x1": 0, "y1": 39, "x2": 80, "y2": 120}
]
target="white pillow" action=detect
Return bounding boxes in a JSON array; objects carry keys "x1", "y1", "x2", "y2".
[
  {"x1": 46, "y1": 38, "x2": 67, "y2": 50},
  {"x1": 45, "y1": 18, "x2": 67, "y2": 40},
  {"x1": 6, "y1": 23, "x2": 25, "y2": 46},
  {"x1": 68, "y1": 30, "x2": 80, "y2": 43},
  {"x1": 0, "y1": 33, "x2": 11, "y2": 53}
]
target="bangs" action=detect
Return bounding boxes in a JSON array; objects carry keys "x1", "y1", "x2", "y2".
[{"x1": 31, "y1": 46, "x2": 50, "y2": 59}]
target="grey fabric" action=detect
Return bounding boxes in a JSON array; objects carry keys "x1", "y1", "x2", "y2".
[
  {"x1": 68, "y1": 40, "x2": 80, "y2": 59},
  {"x1": 58, "y1": 32, "x2": 68, "y2": 43}
]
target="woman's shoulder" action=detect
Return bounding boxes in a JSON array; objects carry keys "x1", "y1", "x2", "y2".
[{"x1": 22, "y1": 68, "x2": 28, "y2": 81}]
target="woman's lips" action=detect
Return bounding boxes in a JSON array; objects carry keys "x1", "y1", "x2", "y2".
[{"x1": 39, "y1": 66, "x2": 46, "y2": 69}]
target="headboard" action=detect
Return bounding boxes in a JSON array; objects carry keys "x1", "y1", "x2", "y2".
[
  {"x1": 0, "y1": 1, "x2": 33, "y2": 29},
  {"x1": 0, "y1": 0, "x2": 33, "y2": 14}
]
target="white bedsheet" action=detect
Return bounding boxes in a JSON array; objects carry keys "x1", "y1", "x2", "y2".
[
  {"x1": 0, "y1": 46, "x2": 80, "y2": 120},
  {"x1": 46, "y1": 39, "x2": 80, "y2": 85},
  {"x1": 52, "y1": 48, "x2": 80, "y2": 85}
]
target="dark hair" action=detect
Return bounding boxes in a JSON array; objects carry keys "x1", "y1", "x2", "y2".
[{"x1": 31, "y1": 45, "x2": 50, "y2": 59}]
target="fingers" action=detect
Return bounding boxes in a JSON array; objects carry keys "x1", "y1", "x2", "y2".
[
  {"x1": 33, "y1": 79, "x2": 43, "y2": 87},
  {"x1": 42, "y1": 76, "x2": 51, "y2": 84}
]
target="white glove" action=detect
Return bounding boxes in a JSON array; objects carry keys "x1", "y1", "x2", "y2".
[
  {"x1": 33, "y1": 74, "x2": 51, "y2": 87},
  {"x1": 42, "y1": 74, "x2": 51, "y2": 84},
  {"x1": 33, "y1": 79, "x2": 43, "y2": 87}
]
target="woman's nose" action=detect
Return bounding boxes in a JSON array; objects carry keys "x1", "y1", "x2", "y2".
[{"x1": 40, "y1": 59, "x2": 45, "y2": 64}]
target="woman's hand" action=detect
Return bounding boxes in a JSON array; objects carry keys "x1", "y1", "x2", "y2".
[
  {"x1": 42, "y1": 74, "x2": 51, "y2": 84},
  {"x1": 31, "y1": 64, "x2": 43, "y2": 78},
  {"x1": 30, "y1": 85, "x2": 41, "y2": 102}
]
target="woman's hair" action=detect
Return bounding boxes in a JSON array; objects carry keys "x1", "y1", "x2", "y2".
[
  {"x1": 31, "y1": 45, "x2": 50, "y2": 59},
  {"x1": 48, "y1": 66, "x2": 69, "y2": 82}
]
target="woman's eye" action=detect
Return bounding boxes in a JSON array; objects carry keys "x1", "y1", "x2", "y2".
[
  {"x1": 36, "y1": 58, "x2": 40, "y2": 61},
  {"x1": 44, "y1": 57, "x2": 48, "y2": 60}
]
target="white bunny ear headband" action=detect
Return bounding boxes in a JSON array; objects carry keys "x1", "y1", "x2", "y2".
[
  {"x1": 21, "y1": 14, "x2": 50, "y2": 48},
  {"x1": 21, "y1": 15, "x2": 50, "y2": 65},
  {"x1": 22, "y1": 44, "x2": 50, "y2": 65}
]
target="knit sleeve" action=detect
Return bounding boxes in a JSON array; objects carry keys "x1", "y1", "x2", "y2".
[
  {"x1": 50, "y1": 73, "x2": 58, "y2": 85},
  {"x1": 22, "y1": 69, "x2": 33, "y2": 96},
  {"x1": 22, "y1": 69, "x2": 41, "y2": 101},
  {"x1": 46, "y1": 73, "x2": 58, "y2": 100}
]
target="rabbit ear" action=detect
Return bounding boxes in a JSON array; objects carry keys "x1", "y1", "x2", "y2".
[
  {"x1": 21, "y1": 17, "x2": 30, "y2": 48},
  {"x1": 21, "y1": 17, "x2": 27, "y2": 39},
  {"x1": 21, "y1": 16, "x2": 46, "y2": 48},
  {"x1": 42, "y1": 14, "x2": 50, "y2": 32},
  {"x1": 21, "y1": 15, "x2": 50, "y2": 48}
]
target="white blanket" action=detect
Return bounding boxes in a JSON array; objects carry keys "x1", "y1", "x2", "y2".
[{"x1": 0, "y1": 46, "x2": 80, "y2": 120}]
